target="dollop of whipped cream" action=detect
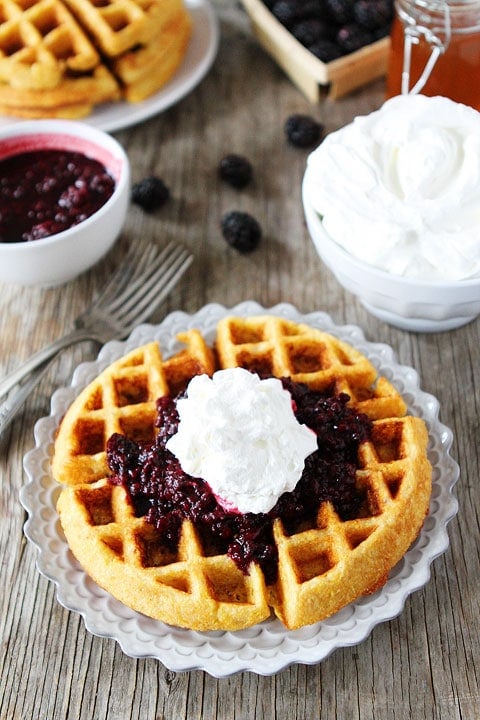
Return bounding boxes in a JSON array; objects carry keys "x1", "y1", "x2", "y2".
[
  {"x1": 305, "y1": 95, "x2": 480, "y2": 281},
  {"x1": 166, "y1": 367, "x2": 317, "y2": 514}
]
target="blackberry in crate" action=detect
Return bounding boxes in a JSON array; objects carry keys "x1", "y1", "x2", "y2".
[
  {"x1": 263, "y1": 0, "x2": 394, "y2": 64},
  {"x1": 271, "y1": 0, "x2": 304, "y2": 26},
  {"x1": 131, "y1": 176, "x2": 170, "y2": 211},
  {"x1": 336, "y1": 23, "x2": 376, "y2": 52},
  {"x1": 221, "y1": 211, "x2": 262, "y2": 253},
  {"x1": 353, "y1": 0, "x2": 394, "y2": 29},
  {"x1": 297, "y1": 0, "x2": 326, "y2": 18},
  {"x1": 323, "y1": 0, "x2": 354, "y2": 25},
  {"x1": 291, "y1": 18, "x2": 332, "y2": 46},
  {"x1": 218, "y1": 154, "x2": 253, "y2": 189},
  {"x1": 285, "y1": 114, "x2": 324, "y2": 148},
  {"x1": 373, "y1": 24, "x2": 391, "y2": 39},
  {"x1": 309, "y1": 38, "x2": 344, "y2": 61}
]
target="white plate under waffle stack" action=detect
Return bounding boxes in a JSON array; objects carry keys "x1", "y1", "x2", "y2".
[{"x1": 0, "y1": 0, "x2": 219, "y2": 132}]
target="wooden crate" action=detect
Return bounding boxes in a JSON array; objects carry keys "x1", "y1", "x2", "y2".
[{"x1": 241, "y1": 0, "x2": 390, "y2": 102}]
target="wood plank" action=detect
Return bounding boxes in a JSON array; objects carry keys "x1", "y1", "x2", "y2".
[{"x1": 0, "y1": 2, "x2": 478, "y2": 718}]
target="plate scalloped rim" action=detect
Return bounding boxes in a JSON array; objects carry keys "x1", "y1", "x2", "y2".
[{"x1": 20, "y1": 301, "x2": 459, "y2": 677}]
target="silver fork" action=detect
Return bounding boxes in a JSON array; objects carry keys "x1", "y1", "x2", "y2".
[{"x1": 0, "y1": 241, "x2": 193, "y2": 434}]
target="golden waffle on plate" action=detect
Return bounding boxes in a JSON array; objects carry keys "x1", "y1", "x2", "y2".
[
  {"x1": 216, "y1": 315, "x2": 408, "y2": 420},
  {"x1": 272, "y1": 414, "x2": 430, "y2": 628},
  {"x1": 0, "y1": 0, "x2": 100, "y2": 89},
  {"x1": 52, "y1": 329, "x2": 215, "y2": 485},
  {"x1": 0, "y1": 0, "x2": 191, "y2": 117},
  {"x1": 63, "y1": 0, "x2": 184, "y2": 57},
  {"x1": 53, "y1": 316, "x2": 432, "y2": 631},
  {"x1": 111, "y1": 6, "x2": 191, "y2": 102},
  {"x1": 57, "y1": 482, "x2": 271, "y2": 629},
  {"x1": 0, "y1": 63, "x2": 119, "y2": 117}
]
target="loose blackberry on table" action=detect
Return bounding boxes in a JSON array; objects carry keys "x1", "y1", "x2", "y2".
[
  {"x1": 221, "y1": 211, "x2": 262, "y2": 253},
  {"x1": 218, "y1": 154, "x2": 253, "y2": 189},
  {"x1": 284, "y1": 114, "x2": 324, "y2": 148},
  {"x1": 131, "y1": 176, "x2": 170, "y2": 211}
]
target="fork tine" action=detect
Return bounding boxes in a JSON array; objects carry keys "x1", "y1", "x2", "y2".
[
  {"x1": 112, "y1": 245, "x2": 189, "y2": 319},
  {"x1": 105, "y1": 243, "x2": 186, "y2": 317},
  {"x1": 114, "y1": 247, "x2": 192, "y2": 324},
  {"x1": 87, "y1": 243, "x2": 160, "y2": 311},
  {"x1": 116, "y1": 249, "x2": 193, "y2": 328}
]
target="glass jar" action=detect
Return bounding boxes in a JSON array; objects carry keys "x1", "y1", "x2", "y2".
[{"x1": 386, "y1": 0, "x2": 480, "y2": 110}]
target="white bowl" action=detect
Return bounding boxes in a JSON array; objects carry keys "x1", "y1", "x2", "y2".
[
  {"x1": 0, "y1": 120, "x2": 130, "y2": 287},
  {"x1": 302, "y1": 170, "x2": 480, "y2": 332}
]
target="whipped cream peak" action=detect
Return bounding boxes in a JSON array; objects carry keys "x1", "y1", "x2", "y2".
[
  {"x1": 165, "y1": 367, "x2": 317, "y2": 514},
  {"x1": 305, "y1": 95, "x2": 480, "y2": 281}
]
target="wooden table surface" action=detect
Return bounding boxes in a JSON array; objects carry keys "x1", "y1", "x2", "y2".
[{"x1": 1, "y1": 2, "x2": 479, "y2": 718}]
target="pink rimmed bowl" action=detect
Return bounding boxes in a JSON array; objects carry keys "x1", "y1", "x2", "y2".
[{"x1": 0, "y1": 119, "x2": 130, "y2": 287}]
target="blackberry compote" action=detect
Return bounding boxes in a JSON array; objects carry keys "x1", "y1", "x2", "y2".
[
  {"x1": 107, "y1": 375, "x2": 372, "y2": 585},
  {"x1": 0, "y1": 149, "x2": 115, "y2": 243}
]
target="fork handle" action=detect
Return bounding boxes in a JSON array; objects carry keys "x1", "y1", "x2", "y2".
[
  {"x1": 0, "y1": 327, "x2": 103, "y2": 400},
  {"x1": 0, "y1": 362, "x2": 52, "y2": 438}
]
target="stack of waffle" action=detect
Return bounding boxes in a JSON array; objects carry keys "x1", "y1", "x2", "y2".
[
  {"x1": 52, "y1": 316, "x2": 432, "y2": 631},
  {"x1": 0, "y1": 0, "x2": 191, "y2": 118}
]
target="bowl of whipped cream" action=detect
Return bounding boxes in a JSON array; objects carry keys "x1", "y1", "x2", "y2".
[{"x1": 302, "y1": 94, "x2": 480, "y2": 332}]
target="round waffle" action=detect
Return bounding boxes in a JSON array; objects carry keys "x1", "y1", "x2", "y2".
[
  {"x1": 0, "y1": 0, "x2": 191, "y2": 117},
  {"x1": 53, "y1": 316, "x2": 432, "y2": 631}
]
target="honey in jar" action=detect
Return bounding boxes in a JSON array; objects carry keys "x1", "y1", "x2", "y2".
[{"x1": 386, "y1": 0, "x2": 480, "y2": 111}]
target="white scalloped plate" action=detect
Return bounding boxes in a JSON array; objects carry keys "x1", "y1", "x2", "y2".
[{"x1": 20, "y1": 302, "x2": 459, "y2": 677}]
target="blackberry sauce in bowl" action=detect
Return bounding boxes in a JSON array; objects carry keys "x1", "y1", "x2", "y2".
[
  {"x1": 0, "y1": 149, "x2": 115, "y2": 243},
  {"x1": 0, "y1": 120, "x2": 129, "y2": 286}
]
